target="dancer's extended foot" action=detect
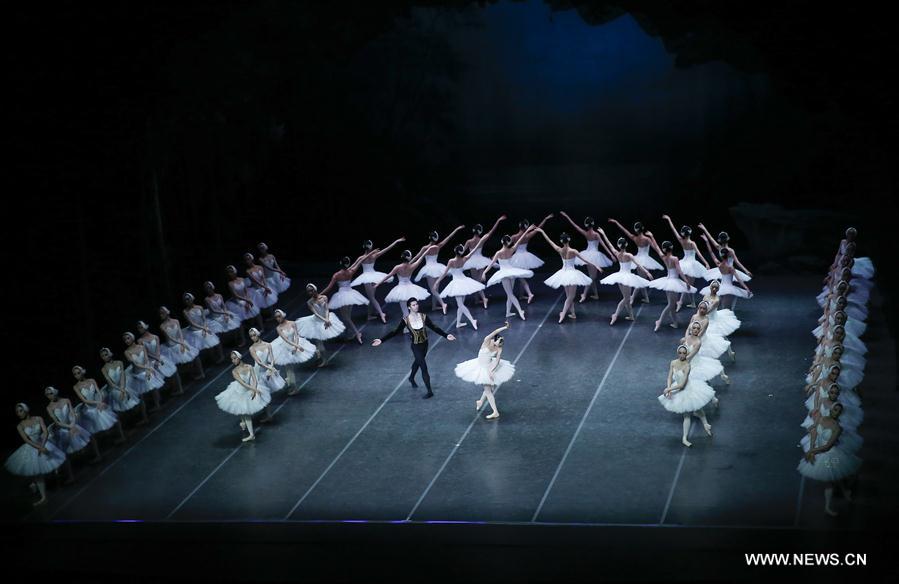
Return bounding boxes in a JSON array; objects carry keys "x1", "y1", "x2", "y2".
[
  {"x1": 505, "y1": 312, "x2": 516, "y2": 318},
  {"x1": 825, "y1": 507, "x2": 838, "y2": 517},
  {"x1": 380, "y1": 313, "x2": 388, "y2": 324},
  {"x1": 654, "y1": 320, "x2": 661, "y2": 332},
  {"x1": 482, "y1": 297, "x2": 488, "y2": 309},
  {"x1": 610, "y1": 314, "x2": 618, "y2": 326},
  {"x1": 703, "y1": 422, "x2": 713, "y2": 436},
  {"x1": 32, "y1": 497, "x2": 47, "y2": 507},
  {"x1": 721, "y1": 373, "x2": 731, "y2": 385},
  {"x1": 675, "y1": 301, "x2": 683, "y2": 312},
  {"x1": 669, "y1": 322, "x2": 678, "y2": 329},
  {"x1": 517, "y1": 309, "x2": 526, "y2": 321},
  {"x1": 558, "y1": 312, "x2": 566, "y2": 324},
  {"x1": 729, "y1": 349, "x2": 736, "y2": 363},
  {"x1": 476, "y1": 398, "x2": 484, "y2": 410},
  {"x1": 567, "y1": 312, "x2": 576, "y2": 319},
  {"x1": 486, "y1": 411, "x2": 499, "y2": 420},
  {"x1": 471, "y1": 320, "x2": 478, "y2": 331},
  {"x1": 457, "y1": 322, "x2": 468, "y2": 328},
  {"x1": 641, "y1": 297, "x2": 650, "y2": 304},
  {"x1": 442, "y1": 304, "x2": 448, "y2": 315},
  {"x1": 287, "y1": 387, "x2": 300, "y2": 396},
  {"x1": 590, "y1": 294, "x2": 600, "y2": 300},
  {"x1": 367, "y1": 314, "x2": 379, "y2": 321},
  {"x1": 682, "y1": 438, "x2": 692, "y2": 447},
  {"x1": 241, "y1": 434, "x2": 256, "y2": 442},
  {"x1": 526, "y1": 293, "x2": 534, "y2": 304},
  {"x1": 578, "y1": 293, "x2": 588, "y2": 304},
  {"x1": 624, "y1": 315, "x2": 635, "y2": 321}
]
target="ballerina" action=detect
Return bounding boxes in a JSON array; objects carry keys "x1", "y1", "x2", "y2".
[
  {"x1": 435, "y1": 244, "x2": 487, "y2": 330},
  {"x1": 123, "y1": 331, "x2": 165, "y2": 411},
  {"x1": 99, "y1": 347, "x2": 148, "y2": 424},
  {"x1": 461, "y1": 215, "x2": 506, "y2": 309},
  {"x1": 648, "y1": 240, "x2": 696, "y2": 331},
  {"x1": 225, "y1": 264, "x2": 264, "y2": 333},
  {"x1": 558, "y1": 212, "x2": 613, "y2": 303},
  {"x1": 247, "y1": 328, "x2": 282, "y2": 421},
  {"x1": 698, "y1": 242, "x2": 753, "y2": 310},
  {"x1": 508, "y1": 215, "x2": 554, "y2": 304},
  {"x1": 183, "y1": 292, "x2": 225, "y2": 364},
  {"x1": 797, "y1": 403, "x2": 861, "y2": 516},
  {"x1": 659, "y1": 345, "x2": 715, "y2": 447},
  {"x1": 296, "y1": 283, "x2": 346, "y2": 366},
  {"x1": 696, "y1": 224, "x2": 753, "y2": 283},
  {"x1": 5, "y1": 403, "x2": 69, "y2": 505},
  {"x1": 256, "y1": 242, "x2": 291, "y2": 294},
  {"x1": 681, "y1": 322, "x2": 729, "y2": 386},
  {"x1": 533, "y1": 228, "x2": 603, "y2": 323},
  {"x1": 351, "y1": 237, "x2": 405, "y2": 323},
  {"x1": 159, "y1": 306, "x2": 205, "y2": 381},
  {"x1": 596, "y1": 231, "x2": 654, "y2": 325},
  {"x1": 243, "y1": 252, "x2": 278, "y2": 311},
  {"x1": 371, "y1": 299, "x2": 456, "y2": 399},
  {"x1": 661, "y1": 215, "x2": 711, "y2": 311},
  {"x1": 45, "y1": 386, "x2": 101, "y2": 464},
  {"x1": 203, "y1": 281, "x2": 246, "y2": 347},
  {"x1": 271, "y1": 309, "x2": 316, "y2": 395},
  {"x1": 413, "y1": 225, "x2": 466, "y2": 314},
  {"x1": 72, "y1": 365, "x2": 126, "y2": 444},
  {"x1": 802, "y1": 384, "x2": 863, "y2": 453},
  {"x1": 320, "y1": 251, "x2": 377, "y2": 344},
  {"x1": 482, "y1": 225, "x2": 539, "y2": 320},
  {"x1": 454, "y1": 322, "x2": 515, "y2": 420},
  {"x1": 608, "y1": 218, "x2": 665, "y2": 304},
  {"x1": 377, "y1": 249, "x2": 431, "y2": 318},
  {"x1": 686, "y1": 301, "x2": 734, "y2": 363},
  {"x1": 215, "y1": 351, "x2": 272, "y2": 442},
  {"x1": 701, "y1": 280, "x2": 742, "y2": 338},
  {"x1": 135, "y1": 320, "x2": 184, "y2": 396}
]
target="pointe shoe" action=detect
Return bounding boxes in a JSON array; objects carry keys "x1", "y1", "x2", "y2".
[
  {"x1": 669, "y1": 322, "x2": 678, "y2": 328},
  {"x1": 380, "y1": 313, "x2": 388, "y2": 324},
  {"x1": 32, "y1": 498, "x2": 47, "y2": 507},
  {"x1": 641, "y1": 297, "x2": 650, "y2": 304},
  {"x1": 241, "y1": 434, "x2": 256, "y2": 442},
  {"x1": 505, "y1": 312, "x2": 516, "y2": 318},
  {"x1": 624, "y1": 315, "x2": 634, "y2": 321},
  {"x1": 442, "y1": 304, "x2": 448, "y2": 315},
  {"x1": 578, "y1": 294, "x2": 588, "y2": 304},
  {"x1": 609, "y1": 314, "x2": 618, "y2": 326},
  {"x1": 457, "y1": 322, "x2": 468, "y2": 328},
  {"x1": 356, "y1": 332, "x2": 363, "y2": 344},
  {"x1": 482, "y1": 298, "x2": 488, "y2": 309},
  {"x1": 486, "y1": 411, "x2": 500, "y2": 420},
  {"x1": 721, "y1": 373, "x2": 731, "y2": 385},
  {"x1": 558, "y1": 312, "x2": 566, "y2": 324},
  {"x1": 476, "y1": 398, "x2": 484, "y2": 410},
  {"x1": 408, "y1": 376, "x2": 419, "y2": 388},
  {"x1": 590, "y1": 294, "x2": 600, "y2": 300},
  {"x1": 526, "y1": 294, "x2": 534, "y2": 304},
  {"x1": 729, "y1": 349, "x2": 736, "y2": 363},
  {"x1": 422, "y1": 391, "x2": 434, "y2": 399},
  {"x1": 682, "y1": 438, "x2": 692, "y2": 447},
  {"x1": 653, "y1": 320, "x2": 661, "y2": 332},
  {"x1": 703, "y1": 423, "x2": 713, "y2": 436},
  {"x1": 711, "y1": 397, "x2": 719, "y2": 408},
  {"x1": 367, "y1": 314, "x2": 379, "y2": 321},
  {"x1": 675, "y1": 301, "x2": 683, "y2": 312},
  {"x1": 518, "y1": 310, "x2": 526, "y2": 321},
  {"x1": 471, "y1": 320, "x2": 478, "y2": 331},
  {"x1": 567, "y1": 313, "x2": 576, "y2": 319}
]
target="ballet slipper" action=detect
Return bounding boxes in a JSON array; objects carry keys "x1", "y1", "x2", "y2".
[
  {"x1": 380, "y1": 313, "x2": 388, "y2": 324},
  {"x1": 471, "y1": 320, "x2": 478, "y2": 331},
  {"x1": 356, "y1": 332, "x2": 363, "y2": 344},
  {"x1": 442, "y1": 304, "x2": 448, "y2": 315},
  {"x1": 505, "y1": 312, "x2": 516, "y2": 318},
  {"x1": 367, "y1": 314, "x2": 379, "y2": 321},
  {"x1": 669, "y1": 322, "x2": 678, "y2": 328},
  {"x1": 703, "y1": 422, "x2": 712, "y2": 436},
  {"x1": 482, "y1": 297, "x2": 488, "y2": 309},
  {"x1": 527, "y1": 294, "x2": 534, "y2": 304},
  {"x1": 654, "y1": 320, "x2": 661, "y2": 332},
  {"x1": 609, "y1": 314, "x2": 618, "y2": 326},
  {"x1": 682, "y1": 438, "x2": 692, "y2": 447},
  {"x1": 518, "y1": 310, "x2": 526, "y2": 321},
  {"x1": 486, "y1": 411, "x2": 500, "y2": 420},
  {"x1": 458, "y1": 322, "x2": 468, "y2": 328},
  {"x1": 721, "y1": 373, "x2": 731, "y2": 385},
  {"x1": 558, "y1": 312, "x2": 566, "y2": 324},
  {"x1": 567, "y1": 313, "x2": 576, "y2": 319},
  {"x1": 675, "y1": 301, "x2": 683, "y2": 312},
  {"x1": 624, "y1": 315, "x2": 634, "y2": 321},
  {"x1": 476, "y1": 398, "x2": 484, "y2": 410},
  {"x1": 241, "y1": 434, "x2": 255, "y2": 442},
  {"x1": 579, "y1": 293, "x2": 588, "y2": 303},
  {"x1": 729, "y1": 349, "x2": 736, "y2": 363}
]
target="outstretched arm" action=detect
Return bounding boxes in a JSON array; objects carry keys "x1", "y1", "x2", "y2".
[
  {"x1": 375, "y1": 264, "x2": 402, "y2": 287},
  {"x1": 373, "y1": 237, "x2": 405, "y2": 260},
  {"x1": 537, "y1": 213, "x2": 554, "y2": 229},
  {"x1": 694, "y1": 245, "x2": 712, "y2": 269},
  {"x1": 373, "y1": 319, "x2": 407, "y2": 345},
  {"x1": 484, "y1": 322, "x2": 510, "y2": 343},
  {"x1": 697, "y1": 223, "x2": 722, "y2": 251},
  {"x1": 573, "y1": 250, "x2": 603, "y2": 272},
  {"x1": 437, "y1": 225, "x2": 466, "y2": 249},
  {"x1": 730, "y1": 249, "x2": 753, "y2": 278},
  {"x1": 559, "y1": 211, "x2": 588, "y2": 238},
  {"x1": 661, "y1": 214, "x2": 681, "y2": 242},
  {"x1": 481, "y1": 250, "x2": 502, "y2": 280},
  {"x1": 700, "y1": 235, "x2": 720, "y2": 265},
  {"x1": 595, "y1": 228, "x2": 617, "y2": 258},
  {"x1": 434, "y1": 264, "x2": 452, "y2": 288},
  {"x1": 534, "y1": 228, "x2": 562, "y2": 253},
  {"x1": 512, "y1": 224, "x2": 538, "y2": 248},
  {"x1": 319, "y1": 274, "x2": 341, "y2": 297},
  {"x1": 608, "y1": 218, "x2": 635, "y2": 240}
]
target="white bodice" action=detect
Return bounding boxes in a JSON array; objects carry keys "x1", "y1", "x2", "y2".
[
  {"x1": 477, "y1": 347, "x2": 499, "y2": 367},
  {"x1": 517, "y1": 243, "x2": 529, "y2": 251},
  {"x1": 142, "y1": 336, "x2": 160, "y2": 355},
  {"x1": 585, "y1": 239, "x2": 599, "y2": 251},
  {"x1": 24, "y1": 423, "x2": 42, "y2": 440},
  {"x1": 619, "y1": 261, "x2": 635, "y2": 273},
  {"x1": 231, "y1": 279, "x2": 248, "y2": 294},
  {"x1": 186, "y1": 306, "x2": 205, "y2": 327},
  {"x1": 252, "y1": 344, "x2": 273, "y2": 364},
  {"x1": 237, "y1": 367, "x2": 254, "y2": 386},
  {"x1": 260, "y1": 255, "x2": 276, "y2": 269},
  {"x1": 498, "y1": 258, "x2": 512, "y2": 268},
  {"x1": 361, "y1": 262, "x2": 376, "y2": 273},
  {"x1": 672, "y1": 367, "x2": 687, "y2": 386},
  {"x1": 814, "y1": 424, "x2": 832, "y2": 448},
  {"x1": 636, "y1": 245, "x2": 650, "y2": 257},
  {"x1": 683, "y1": 249, "x2": 696, "y2": 260},
  {"x1": 106, "y1": 364, "x2": 123, "y2": 385},
  {"x1": 129, "y1": 347, "x2": 149, "y2": 367},
  {"x1": 424, "y1": 255, "x2": 439, "y2": 265},
  {"x1": 449, "y1": 268, "x2": 465, "y2": 279},
  {"x1": 51, "y1": 402, "x2": 74, "y2": 424},
  {"x1": 561, "y1": 258, "x2": 576, "y2": 269},
  {"x1": 398, "y1": 275, "x2": 412, "y2": 284},
  {"x1": 666, "y1": 268, "x2": 678, "y2": 278},
  {"x1": 338, "y1": 280, "x2": 352, "y2": 290}
]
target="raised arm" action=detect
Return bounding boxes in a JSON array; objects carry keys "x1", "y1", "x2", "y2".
[
  {"x1": 697, "y1": 223, "x2": 721, "y2": 251},
  {"x1": 573, "y1": 250, "x2": 603, "y2": 272},
  {"x1": 730, "y1": 249, "x2": 753, "y2": 278},
  {"x1": 700, "y1": 235, "x2": 720, "y2": 265},
  {"x1": 661, "y1": 214, "x2": 681, "y2": 242},
  {"x1": 595, "y1": 228, "x2": 617, "y2": 258},
  {"x1": 482, "y1": 215, "x2": 507, "y2": 243},
  {"x1": 484, "y1": 322, "x2": 510, "y2": 343},
  {"x1": 534, "y1": 228, "x2": 562, "y2": 253},
  {"x1": 559, "y1": 211, "x2": 588, "y2": 238},
  {"x1": 608, "y1": 218, "x2": 635, "y2": 240},
  {"x1": 318, "y1": 273, "x2": 341, "y2": 298},
  {"x1": 373, "y1": 237, "x2": 405, "y2": 260},
  {"x1": 375, "y1": 264, "x2": 402, "y2": 287},
  {"x1": 481, "y1": 249, "x2": 502, "y2": 280},
  {"x1": 537, "y1": 213, "x2": 554, "y2": 229},
  {"x1": 436, "y1": 225, "x2": 466, "y2": 249},
  {"x1": 512, "y1": 224, "x2": 538, "y2": 248}
]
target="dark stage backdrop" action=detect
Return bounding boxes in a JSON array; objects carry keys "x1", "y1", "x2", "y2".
[{"x1": 8, "y1": 1, "x2": 897, "y2": 446}]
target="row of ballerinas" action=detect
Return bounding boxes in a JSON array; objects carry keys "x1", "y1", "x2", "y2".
[
  {"x1": 798, "y1": 227, "x2": 874, "y2": 516},
  {"x1": 305, "y1": 213, "x2": 754, "y2": 343}
]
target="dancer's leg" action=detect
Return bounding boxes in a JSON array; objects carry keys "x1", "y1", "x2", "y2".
[
  {"x1": 455, "y1": 296, "x2": 476, "y2": 328},
  {"x1": 364, "y1": 283, "x2": 386, "y2": 322},
  {"x1": 192, "y1": 356, "x2": 205, "y2": 381},
  {"x1": 655, "y1": 291, "x2": 677, "y2": 331},
  {"x1": 560, "y1": 286, "x2": 576, "y2": 322},
  {"x1": 340, "y1": 306, "x2": 362, "y2": 343},
  {"x1": 682, "y1": 414, "x2": 692, "y2": 447},
  {"x1": 399, "y1": 302, "x2": 409, "y2": 318},
  {"x1": 471, "y1": 270, "x2": 489, "y2": 308},
  {"x1": 824, "y1": 484, "x2": 837, "y2": 516},
  {"x1": 518, "y1": 279, "x2": 534, "y2": 303},
  {"x1": 169, "y1": 372, "x2": 183, "y2": 395},
  {"x1": 693, "y1": 409, "x2": 712, "y2": 435},
  {"x1": 412, "y1": 342, "x2": 433, "y2": 397},
  {"x1": 34, "y1": 478, "x2": 47, "y2": 505},
  {"x1": 427, "y1": 277, "x2": 447, "y2": 313},
  {"x1": 611, "y1": 284, "x2": 631, "y2": 325},
  {"x1": 502, "y1": 279, "x2": 525, "y2": 319},
  {"x1": 242, "y1": 416, "x2": 255, "y2": 441},
  {"x1": 483, "y1": 385, "x2": 498, "y2": 417},
  {"x1": 89, "y1": 436, "x2": 102, "y2": 463}
]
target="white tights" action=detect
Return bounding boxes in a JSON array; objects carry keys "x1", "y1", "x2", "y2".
[
  {"x1": 454, "y1": 296, "x2": 476, "y2": 328},
  {"x1": 363, "y1": 283, "x2": 385, "y2": 319},
  {"x1": 502, "y1": 279, "x2": 523, "y2": 317},
  {"x1": 480, "y1": 385, "x2": 498, "y2": 414}
]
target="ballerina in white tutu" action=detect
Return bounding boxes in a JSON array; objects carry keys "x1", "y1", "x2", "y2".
[
  {"x1": 320, "y1": 251, "x2": 378, "y2": 344},
  {"x1": 508, "y1": 215, "x2": 554, "y2": 304},
  {"x1": 609, "y1": 218, "x2": 664, "y2": 304},
  {"x1": 532, "y1": 228, "x2": 604, "y2": 323},
  {"x1": 203, "y1": 281, "x2": 246, "y2": 347},
  {"x1": 272, "y1": 309, "x2": 316, "y2": 394},
  {"x1": 805, "y1": 365, "x2": 861, "y2": 413},
  {"x1": 72, "y1": 365, "x2": 126, "y2": 444},
  {"x1": 136, "y1": 320, "x2": 184, "y2": 396},
  {"x1": 698, "y1": 243, "x2": 753, "y2": 310},
  {"x1": 243, "y1": 252, "x2": 278, "y2": 311},
  {"x1": 686, "y1": 301, "x2": 735, "y2": 362},
  {"x1": 482, "y1": 226, "x2": 539, "y2": 320},
  {"x1": 123, "y1": 331, "x2": 165, "y2": 411},
  {"x1": 248, "y1": 328, "x2": 281, "y2": 421},
  {"x1": 461, "y1": 215, "x2": 506, "y2": 309},
  {"x1": 596, "y1": 231, "x2": 654, "y2": 325},
  {"x1": 226, "y1": 264, "x2": 264, "y2": 332},
  {"x1": 256, "y1": 242, "x2": 291, "y2": 294},
  {"x1": 802, "y1": 384, "x2": 863, "y2": 453},
  {"x1": 45, "y1": 386, "x2": 101, "y2": 464},
  {"x1": 352, "y1": 237, "x2": 405, "y2": 323},
  {"x1": 413, "y1": 225, "x2": 466, "y2": 314},
  {"x1": 696, "y1": 224, "x2": 753, "y2": 282},
  {"x1": 183, "y1": 292, "x2": 225, "y2": 364},
  {"x1": 700, "y1": 280, "x2": 742, "y2": 339},
  {"x1": 798, "y1": 403, "x2": 860, "y2": 516},
  {"x1": 99, "y1": 347, "x2": 148, "y2": 424},
  {"x1": 648, "y1": 240, "x2": 696, "y2": 332},
  {"x1": 296, "y1": 283, "x2": 346, "y2": 366},
  {"x1": 5, "y1": 403, "x2": 69, "y2": 505},
  {"x1": 681, "y1": 321, "x2": 730, "y2": 386},
  {"x1": 377, "y1": 249, "x2": 432, "y2": 318},
  {"x1": 661, "y1": 215, "x2": 711, "y2": 311},
  {"x1": 215, "y1": 351, "x2": 271, "y2": 442},
  {"x1": 434, "y1": 244, "x2": 487, "y2": 330},
  {"x1": 159, "y1": 306, "x2": 205, "y2": 381},
  {"x1": 659, "y1": 345, "x2": 715, "y2": 447},
  {"x1": 455, "y1": 322, "x2": 514, "y2": 420},
  {"x1": 558, "y1": 212, "x2": 613, "y2": 303}
]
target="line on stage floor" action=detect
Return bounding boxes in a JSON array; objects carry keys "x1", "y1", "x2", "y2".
[
  {"x1": 405, "y1": 293, "x2": 564, "y2": 521},
  {"x1": 530, "y1": 304, "x2": 644, "y2": 522},
  {"x1": 658, "y1": 423, "x2": 693, "y2": 525}
]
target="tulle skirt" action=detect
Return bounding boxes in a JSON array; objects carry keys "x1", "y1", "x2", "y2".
[
  {"x1": 415, "y1": 262, "x2": 448, "y2": 281},
  {"x1": 851, "y1": 257, "x2": 875, "y2": 279},
  {"x1": 266, "y1": 273, "x2": 292, "y2": 294},
  {"x1": 574, "y1": 249, "x2": 613, "y2": 269},
  {"x1": 679, "y1": 257, "x2": 708, "y2": 279},
  {"x1": 351, "y1": 271, "x2": 393, "y2": 286},
  {"x1": 486, "y1": 267, "x2": 534, "y2": 287},
  {"x1": 185, "y1": 328, "x2": 221, "y2": 350},
  {"x1": 463, "y1": 251, "x2": 493, "y2": 270},
  {"x1": 296, "y1": 314, "x2": 346, "y2": 340},
  {"x1": 49, "y1": 423, "x2": 93, "y2": 454},
  {"x1": 510, "y1": 249, "x2": 544, "y2": 270},
  {"x1": 797, "y1": 444, "x2": 861, "y2": 481},
  {"x1": 648, "y1": 277, "x2": 696, "y2": 294},
  {"x1": 254, "y1": 365, "x2": 286, "y2": 394},
  {"x1": 329, "y1": 287, "x2": 369, "y2": 309},
  {"x1": 599, "y1": 271, "x2": 651, "y2": 289},
  {"x1": 440, "y1": 275, "x2": 486, "y2": 298},
  {"x1": 78, "y1": 405, "x2": 119, "y2": 434},
  {"x1": 153, "y1": 347, "x2": 179, "y2": 377},
  {"x1": 384, "y1": 281, "x2": 431, "y2": 303},
  {"x1": 5, "y1": 441, "x2": 66, "y2": 477},
  {"x1": 544, "y1": 267, "x2": 593, "y2": 288},
  {"x1": 699, "y1": 280, "x2": 750, "y2": 298},
  {"x1": 708, "y1": 309, "x2": 740, "y2": 337},
  {"x1": 633, "y1": 251, "x2": 665, "y2": 272},
  {"x1": 207, "y1": 309, "x2": 243, "y2": 333},
  {"x1": 248, "y1": 284, "x2": 278, "y2": 309},
  {"x1": 800, "y1": 427, "x2": 863, "y2": 453},
  {"x1": 688, "y1": 355, "x2": 724, "y2": 382},
  {"x1": 125, "y1": 365, "x2": 166, "y2": 394},
  {"x1": 698, "y1": 334, "x2": 731, "y2": 359},
  {"x1": 454, "y1": 358, "x2": 516, "y2": 387},
  {"x1": 658, "y1": 378, "x2": 716, "y2": 413},
  {"x1": 104, "y1": 385, "x2": 142, "y2": 412},
  {"x1": 226, "y1": 298, "x2": 261, "y2": 320},
  {"x1": 215, "y1": 381, "x2": 271, "y2": 416},
  {"x1": 271, "y1": 335, "x2": 317, "y2": 365},
  {"x1": 705, "y1": 267, "x2": 752, "y2": 282},
  {"x1": 164, "y1": 340, "x2": 199, "y2": 364}
]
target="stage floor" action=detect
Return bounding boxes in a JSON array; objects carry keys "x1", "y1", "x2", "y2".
[{"x1": 5, "y1": 272, "x2": 896, "y2": 533}]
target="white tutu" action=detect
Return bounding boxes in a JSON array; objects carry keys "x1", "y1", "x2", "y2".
[
  {"x1": 851, "y1": 257, "x2": 875, "y2": 279},
  {"x1": 215, "y1": 378, "x2": 271, "y2": 416},
  {"x1": 125, "y1": 363, "x2": 165, "y2": 394},
  {"x1": 254, "y1": 364, "x2": 286, "y2": 393},
  {"x1": 48, "y1": 403, "x2": 93, "y2": 454},
  {"x1": 509, "y1": 243, "x2": 544, "y2": 270},
  {"x1": 463, "y1": 249, "x2": 493, "y2": 270},
  {"x1": 226, "y1": 298, "x2": 261, "y2": 320},
  {"x1": 352, "y1": 263, "x2": 394, "y2": 286},
  {"x1": 440, "y1": 268, "x2": 486, "y2": 298},
  {"x1": 706, "y1": 255, "x2": 751, "y2": 282},
  {"x1": 78, "y1": 403, "x2": 119, "y2": 434},
  {"x1": 454, "y1": 348, "x2": 516, "y2": 387},
  {"x1": 246, "y1": 277, "x2": 278, "y2": 309},
  {"x1": 330, "y1": 281, "x2": 369, "y2": 309},
  {"x1": 574, "y1": 240, "x2": 613, "y2": 268},
  {"x1": 698, "y1": 333, "x2": 730, "y2": 359},
  {"x1": 658, "y1": 368, "x2": 715, "y2": 413},
  {"x1": 543, "y1": 258, "x2": 593, "y2": 288},
  {"x1": 141, "y1": 338, "x2": 178, "y2": 378},
  {"x1": 678, "y1": 249, "x2": 708, "y2": 278},
  {"x1": 163, "y1": 338, "x2": 199, "y2": 363},
  {"x1": 271, "y1": 326, "x2": 317, "y2": 365},
  {"x1": 5, "y1": 425, "x2": 66, "y2": 477},
  {"x1": 840, "y1": 349, "x2": 866, "y2": 371},
  {"x1": 185, "y1": 327, "x2": 221, "y2": 350},
  {"x1": 634, "y1": 245, "x2": 665, "y2": 271},
  {"x1": 648, "y1": 269, "x2": 696, "y2": 294},
  {"x1": 385, "y1": 275, "x2": 431, "y2": 303},
  {"x1": 486, "y1": 258, "x2": 534, "y2": 287},
  {"x1": 699, "y1": 274, "x2": 749, "y2": 298},
  {"x1": 599, "y1": 261, "x2": 651, "y2": 288},
  {"x1": 802, "y1": 402, "x2": 863, "y2": 434},
  {"x1": 206, "y1": 307, "x2": 242, "y2": 333},
  {"x1": 260, "y1": 255, "x2": 292, "y2": 293},
  {"x1": 296, "y1": 312, "x2": 346, "y2": 340},
  {"x1": 104, "y1": 384, "x2": 142, "y2": 413},
  {"x1": 797, "y1": 430, "x2": 861, "y2": 481},
  {"x1": 708, "y1": 309, "x2": 740, "y2": 337},
  {"x1": 415, "y1": 255, "x2": 448, "y2": 281},
  {"x1": 688, "y1": 355, "x2": 724, "y2": 382}
]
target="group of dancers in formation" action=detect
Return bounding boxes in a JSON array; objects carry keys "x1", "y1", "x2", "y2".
[
  {"x1": 6, "y1": 213, "x2": 760, "y2": 506},
  {"x1": 798, "y1": 227, "x2": 874, "y2": 516}
]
